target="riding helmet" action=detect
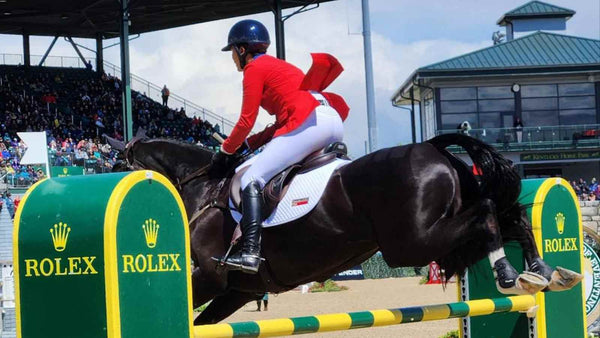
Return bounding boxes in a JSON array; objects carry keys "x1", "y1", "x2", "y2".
[{"x1": 222, "y1": 19, "x2": 270, "y2": 52}]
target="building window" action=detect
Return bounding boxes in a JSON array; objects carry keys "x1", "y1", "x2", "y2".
[
  {"x1": 477, "y1": 86, "x2": 513, "y2": 99},
  {"x1": 522, "y1": 110, "x2": 559, "y2": 126},
  {"x1": 441, "y1": 100, "x2": 477, "y2": 113},
  {"x1": 558, "y1": 83, "x2": 596, "y2": 126},
  {"x1": 522, "y1": 84, "x2": 557, "y2": 98},
  {"x1": 439, "y1": 86, "x2": 514, "y2": 133},
  {"x1": 441, "y1": 113, "x2": 477, "y2": 130},
  {"x1": 522, "y1": 84, "x2": 559, "y2": 127},
  {"x1": 558, "y1": 83, "x2": 595, "y2": 96},
  {"x1": 440, "y1": 87, "x2": 476, "y2": 100},
  {"x1": 422, "y1": 91, "x2": 435, "y2": 140},
  {"x1": 522, "y1": 97, "x2": 558, "y2": 110},
  {"x1": 559, "y1": 109, "x2": 596, "y2": 125},
  {"x1": 478, "y1": 99, "x2": 514, "y2": 112},
  {"x1": 521, "y1": 83, "x2": 596, "y2": 127}
]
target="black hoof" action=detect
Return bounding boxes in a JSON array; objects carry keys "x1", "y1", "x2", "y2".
[{"x1": 494, "y1": 257, "x2": 519, "y2": 288}]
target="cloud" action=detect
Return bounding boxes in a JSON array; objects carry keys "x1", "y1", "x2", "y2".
[
  {"x1": 2, "y1": 0, "x2": 595, "y2": 158},
  {"x1": 0, "y1": 2, "x2": 491, "y2": 158}
]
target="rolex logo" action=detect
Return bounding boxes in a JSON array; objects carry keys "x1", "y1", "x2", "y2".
[
  {"x1": 50, "y1": 222, "x2": 71, "y2": 252},
  {"x1": 555, "y1": 212, "x2": 565, "y2": 235},
  {"x1": 142, "y1": 219, "x2": 159, "y2": 248}
]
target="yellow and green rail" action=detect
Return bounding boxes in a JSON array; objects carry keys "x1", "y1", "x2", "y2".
[{"x1": 194, "y1": 295, "x2": 535, "y2": 338}]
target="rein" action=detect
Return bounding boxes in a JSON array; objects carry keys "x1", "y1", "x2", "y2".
[
  {"x1": 186, "y1": 178, "x2": 229, "y2": 226},
  {"x1": 175, "y1": 163, "x2": 230, "y2": 226},
  {"x1": 176, "y1": 164, "x2": 212, "y2": 190},
  {"x1": 123, "y1": 139, "x2": 240, "y2": 226}
]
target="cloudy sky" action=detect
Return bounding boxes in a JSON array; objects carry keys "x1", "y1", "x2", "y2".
[{"x1": 1, "y1": 0, "x2": 599, "y2": 157}]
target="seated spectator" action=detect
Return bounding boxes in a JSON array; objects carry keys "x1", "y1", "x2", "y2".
[{"x1": 0, "y1": 63, "x2": 225, "y2": 186}]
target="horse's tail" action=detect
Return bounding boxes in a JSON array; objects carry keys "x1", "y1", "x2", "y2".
[
  {"x1": 426, "y1": 133, "x2": 521, "y2": 215},
  {"x1": 426, "y1": 134, "x2": 529, "y2": 278}
]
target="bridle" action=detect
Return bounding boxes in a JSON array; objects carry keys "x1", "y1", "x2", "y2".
[
  {"x1": 121, "y1": 138, "x2": 231, "y2": 225},
  {"x1": 122, "y1": 136, "x2": 146, "y2": 171}
]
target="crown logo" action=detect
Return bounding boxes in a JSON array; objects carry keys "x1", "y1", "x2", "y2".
[
  {"x1": 555, "y1": 212, "x2": 565, "y2": 235},
  {"x1": 50, "y1": 222, "x2": 71, "y2": 252},
  {"x1": 142, "y1": 219, "x2": 159, "y2": 248}
]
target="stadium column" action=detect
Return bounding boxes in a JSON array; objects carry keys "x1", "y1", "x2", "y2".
[
  {"x1": 273, "y1": 0, "x2": 285, "y2": 60},
  {"x1": 96, "y1": 34, "x2": 104, "y2": 75},
  {"x1": 120, "y1": 0, "x2": 133, "y2": 141},
  {"x1": 362, "y1": 0, "x2": 377, "y2": 151},
  {"x1": 410, "y1": 86, "x2": 416, "y2": 144},
  {"x1": 23, "y1": 33, "x2": 30, "y2": 67}
]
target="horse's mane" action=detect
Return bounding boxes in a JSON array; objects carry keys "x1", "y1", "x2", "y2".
[
  {"x1": 141, "y1": 138, "x2": 215, "y2": 154},
  {"x1": 133, "y1": 138, "x2": 216, "y2": 172}
]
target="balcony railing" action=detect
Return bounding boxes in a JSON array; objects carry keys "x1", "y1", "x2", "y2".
[{"x1": 436, "y1": 124, "x2": 600, "y2": 152}]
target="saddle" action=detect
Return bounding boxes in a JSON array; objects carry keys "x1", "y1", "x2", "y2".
[{"x1": 229, "y1": 142, "x2": 349, "y2": 214}]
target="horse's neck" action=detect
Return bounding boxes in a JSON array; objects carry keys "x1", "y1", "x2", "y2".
[{"x1": 138, "y1": 141, "x2": 212, "y2": 182}]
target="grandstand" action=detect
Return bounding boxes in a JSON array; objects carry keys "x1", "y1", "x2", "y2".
[{"x1": 0, "y1": 63, "x2": 225, "y2": 187}]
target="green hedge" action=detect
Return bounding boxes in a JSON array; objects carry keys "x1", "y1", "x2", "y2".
[{"x1": 360, "y1": 253, "x2": 427, "y2": 279}]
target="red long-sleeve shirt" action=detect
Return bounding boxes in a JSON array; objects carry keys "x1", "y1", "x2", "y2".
[
  {"x1": 221, "y1": 55, "x2": 319, "y2": 154},
  {"x1": 222, "y1": 54, "x2": 348, "y2": 154}
]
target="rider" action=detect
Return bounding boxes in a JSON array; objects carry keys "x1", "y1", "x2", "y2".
[{"x1": 212, "y1": 19, "x2": 349, "y2": 274}]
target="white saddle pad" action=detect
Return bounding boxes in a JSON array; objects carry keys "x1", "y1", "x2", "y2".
[{"x1": 229, "y1": 158, "x2": 351, "y2": 227}]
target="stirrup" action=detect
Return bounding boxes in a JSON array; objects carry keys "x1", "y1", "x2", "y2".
[
  {"x1": 211, "y1": 252, "x2": 264, "y2": 273},
  {"x1": 211, "y1": 241, "x2": 237, "y2": 268}
]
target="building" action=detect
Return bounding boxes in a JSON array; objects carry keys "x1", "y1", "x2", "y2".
[{"x1": 392, "y1": 1, "x2": 600, "y2": 179}]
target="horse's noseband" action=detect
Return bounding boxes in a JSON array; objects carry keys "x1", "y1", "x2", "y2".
[{"x1": 123, "y1": 137, "x2": 146, "y2": 170}]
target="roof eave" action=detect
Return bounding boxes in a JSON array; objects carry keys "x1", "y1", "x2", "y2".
[
  {"x1": 392, "y1": 64, "x2": 600, "y2": 104},
  {"x1": 391, "y1": 70, "x2": 418, "y2": 105},
  {"x1": 418, "y1": 64, "x2": 600, "y2": 78},
  {"x1": 497, "y1": 12, "x2": 574, "y2": 26}
]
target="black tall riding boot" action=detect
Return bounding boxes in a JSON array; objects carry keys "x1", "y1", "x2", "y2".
[{"x1": 223, "y1": 181, "x2": 264, "y2": 274}]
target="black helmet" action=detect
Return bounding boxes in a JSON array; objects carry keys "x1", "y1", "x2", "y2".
[{"x1": 222, "y1": 19, "x2": 270, "y2": 52}]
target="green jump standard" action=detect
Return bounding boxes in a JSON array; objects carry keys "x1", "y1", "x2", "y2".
[{"x1": 14, "y1": 171, "x2": 193, "y2": 338}]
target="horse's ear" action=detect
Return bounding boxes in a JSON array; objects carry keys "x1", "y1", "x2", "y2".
[
  {"x1": 103, "y1": 134, "x2": 126, "y2": 151},
  {"x1": 136, "y1": 127, "x2": 148, "y2": 139}
]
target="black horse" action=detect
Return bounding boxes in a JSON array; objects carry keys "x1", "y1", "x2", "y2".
[{"x1": 109, "y1": 133, "x2": 581, "y2": 324}]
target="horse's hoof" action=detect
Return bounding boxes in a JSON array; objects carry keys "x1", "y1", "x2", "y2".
[
  {"x1": 496, "y1": 272, "x2": 548, "y2": 295},
  {"x1": 547, "y1": 266, "x2": 583, "y2": 291},
  {"x1": 517, "y1": 272, "x2": 548, "y2": 294}
]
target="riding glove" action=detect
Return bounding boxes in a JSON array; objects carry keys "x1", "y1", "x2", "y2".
[{"x1": 211, "y1": 150, "x2": 235, "y2": 172}]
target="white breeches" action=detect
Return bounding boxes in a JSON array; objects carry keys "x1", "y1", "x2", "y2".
[{"x1": 240, "y1": 98, "x2": 344, "y2": 190}]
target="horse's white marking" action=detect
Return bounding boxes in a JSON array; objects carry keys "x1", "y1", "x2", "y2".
[{"x1": 488, "y1": 247, "x2": 506, "y2": 265}]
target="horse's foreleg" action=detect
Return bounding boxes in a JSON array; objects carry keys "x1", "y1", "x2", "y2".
[
  {"x1": 477, "y1": 202, "x2": 545, "y2": 294},
  {"x1": 194, "y1": 290, "x2": 258, "y2": 325},
  {"x1": 514, "y1": 223, "x2": 554, "y2": 284},
  {"x1": 515, "y1": 223, "x2": 582, "y2": 292},
  {"x1": 426, "y1": 198, "x2": 540, "y2": 294},
  {"x1": 192, "y1": 267, "x2": 225, "y2": 309}
]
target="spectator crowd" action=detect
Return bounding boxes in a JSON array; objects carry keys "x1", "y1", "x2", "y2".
[
  {"x1": 570, "y1": 177, "x2": 600, "y2": 201},
  {"x1": 0, "y1": 64, "x2": 224, "y2": 186}
]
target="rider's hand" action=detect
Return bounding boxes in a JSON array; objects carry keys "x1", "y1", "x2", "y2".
[
  {"x1": 236, "y1": 140, "x2": 250, "y2": 156},
  {"x1": 211, "y1": 150, "x2": 235, "y2": 172}
]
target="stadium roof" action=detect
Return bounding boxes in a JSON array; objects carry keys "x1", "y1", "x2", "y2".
[
  {"x1": 0, "y1": 0, "x2": 335, "y2": 39},
  {"x1": 497, "y1": 1, "x2": 575, "y2": 26},
  {"x1": 392, "y1": 31, "x2": 600, "y2": 104}
]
